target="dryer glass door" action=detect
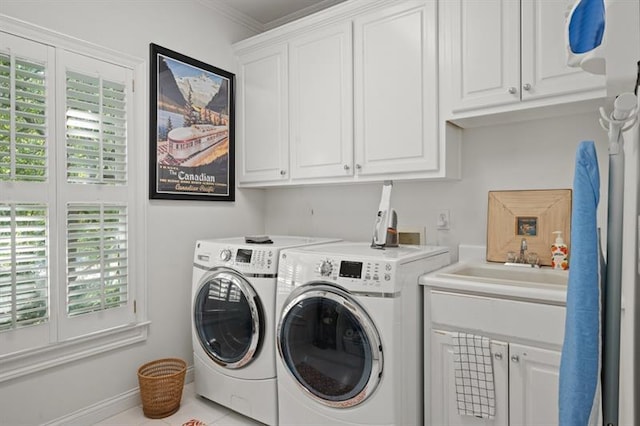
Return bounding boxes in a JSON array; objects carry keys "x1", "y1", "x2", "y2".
[
  {"x1": 277, "y1": 285, "x2": 383, "y2": 407},
  {"x1": 194, "y1": 269, "x2": 263, "y2": 369}
]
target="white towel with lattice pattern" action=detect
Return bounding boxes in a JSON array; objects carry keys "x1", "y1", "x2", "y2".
[{"x1": 452, "y1": 332, "x2": 496, "y2": 419}]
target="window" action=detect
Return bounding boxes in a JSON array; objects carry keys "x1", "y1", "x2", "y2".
[{"x1": 0, "y1": 20, "x2": 146, "y2": 381}]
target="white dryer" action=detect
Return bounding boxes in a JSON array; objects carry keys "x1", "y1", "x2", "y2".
[
  {"x1": 275, "y1": 242, "x2": 450, "y2": 425},
  {"x1": 192, "y1": 236, "x2": 339, "y2": 425}
]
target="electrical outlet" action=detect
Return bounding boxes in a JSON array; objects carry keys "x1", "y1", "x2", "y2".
[{"x1": 437, "y1": 209, "x2": 450, "y2": 230}]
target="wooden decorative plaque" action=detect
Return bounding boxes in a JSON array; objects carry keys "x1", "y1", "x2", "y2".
[{"x1": 487, "y1": 189, "x2": 572, "y2": 266}]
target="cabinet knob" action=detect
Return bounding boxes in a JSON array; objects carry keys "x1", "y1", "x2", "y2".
[
  {"x1": 508, "y1": 87, "x2": 517, "y2": 94},
  {"x1": 280, "y1": 169, "x2": 287, "y2": 176},
  {"x1": 511, "y1": 354, "x2": 520, "y2": 363},
  {"x1": 355, "y1": 164, "x2": 362, "y2": 170},
  {"x1": 494, "y1": 352, "x2": 503, "y2": 360},
  {"x1": 344, "y1": 164, "x2": 350, "y2": 171},
  {"x1": 523, "y1": 83, "x2": 532, "y2": 91}
]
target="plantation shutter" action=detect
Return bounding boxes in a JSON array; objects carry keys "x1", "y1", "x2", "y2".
[
  {"x1": 0, "y1": 47, "x2": 48, "y2": 182},
  {"x1": 0, "y1": 204, "x2": 48, "y2": 331},
  {"x1": 66, "y1": 203, "x2": 128, "y2": 316},
  {"x1": 0, "y1": 34, "x2": 55, "y2": 356},
  {"x1": 65, "y1": 71, "x2": 127, "y2": 184},
  {"x1": 0, "y1": 39, "x2": 50, "y2": 331},
  {"x1": 57, "y1": 50, "x2": 135, "y2": 339},
  {"x1": 0, "y1": 26, "x2": 144, "y2": 370}
]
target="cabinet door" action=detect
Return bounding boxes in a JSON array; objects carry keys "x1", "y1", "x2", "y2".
[
  {"x1": 444, "y1": 0, "x2": 521, "y2": 112},
  {"x1": 236, "y1": 44, "x2": 289, "y2": 183},
  {"x1": 520, "y1": 0, "x2": 605, "y2": 101},
  {"x1": 430, "y1": 330, "x2": 509, "y2": 426},
  {"x1": 509, "y1": 343, "x2": 561, "y2": 425},
  {"x1": 353, "y1": 1, "x2": 439, "y2": 176},
  {"x1": 289, "y1": 22, "x2": 353, "y2": 180}
]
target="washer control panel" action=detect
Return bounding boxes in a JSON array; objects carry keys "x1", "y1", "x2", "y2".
[
  {"x1": 198, "y1": 246, "x2": 275, "y2": 272},
  {"x1": 226, "y1": 247, "x2": 276, "y2": 272}
]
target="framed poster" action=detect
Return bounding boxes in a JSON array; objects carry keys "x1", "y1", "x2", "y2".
[{"x1": 149, "y1": 43, "x2": 235, "y2": 201}]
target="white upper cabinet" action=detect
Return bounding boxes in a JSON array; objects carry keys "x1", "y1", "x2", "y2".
[
  {"x1": 354, "y1": 1, "x2": 439, "y2": 176},
  {"x1": 442, "y1": 0, "x2": 605, "y2": 117},
  {"x1": 233, "y1": 0, "x2": 460, "y2": 187},
  {"x1": 521, "y1": 0, "x2": 605, "y2": 100},
  {"x1": 236, "y1": 44, "x2": 289, "y2": 183},
  {"x1": 444, "y1": 0, "x2": 521, "y2": 112},
  {"x1": 289, "y1": 22, "x2": 353, "y2": 180}
]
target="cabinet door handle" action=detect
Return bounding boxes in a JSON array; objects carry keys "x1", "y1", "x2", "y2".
[
  {"x1": 344, "y1": 164, "x2": 350, "y2": 171},
  {"x1": 279, "y1": 169, "x2": 287, "y2": 176},
  {"x1": 494, "y1": 352, "x2": 503, "y2": 360},
  {"x1": 511, "y1": 354, "x2": 520, "y2": 363},
  {"x1": 522, "y1": 83, "x2": 532, "y2": 91},
  {"x1": 355, "y1": 164, "x2": 362, "y2": 170},
  {"x1": 508, "y1": 87, "x2": 517, "y2": 94}
]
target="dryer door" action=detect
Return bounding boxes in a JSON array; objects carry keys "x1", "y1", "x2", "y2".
[
  {"x1": 277, "y1": 284, "x2": 383, "y2": 407},
  {"x1": 194, "y1": 269, "x2": 263, "y2": 369}
]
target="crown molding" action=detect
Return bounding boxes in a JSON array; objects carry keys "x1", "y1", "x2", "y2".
[
  {"x1": 196, "y1": 0, "x2": 265, "y2": 34},
  {"x1": 264, "y1": 0, "x2": 346, "y2": 30},
  {"x1": 232, "y1": 0, "x2": 389, "y2": 53}
]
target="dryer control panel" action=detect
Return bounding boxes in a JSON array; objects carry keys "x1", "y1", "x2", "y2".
[
  {"x1": 342, "y1": 259, "x2": 394, "y2": 286},
  {"x1": 278, "y1": 243, "x2": 450, "y2": 295},
  {"x1": 306, "y1": 256, "x2": 396, "y2": 292}
]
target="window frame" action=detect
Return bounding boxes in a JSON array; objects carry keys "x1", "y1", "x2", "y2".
[{"x1": 0, "y1": 15, "x2": 148, "y2": 383}]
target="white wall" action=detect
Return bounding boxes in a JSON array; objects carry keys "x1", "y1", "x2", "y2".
[
  {"x1": 0, "y1": 1, "x2": 264, "y2": 424},
  {"x1": 0, "y1": 1, "x2": 622, "y2": 424},
  {"x1": 265, "y1": 111, "x2": 610, "y2": 262}
]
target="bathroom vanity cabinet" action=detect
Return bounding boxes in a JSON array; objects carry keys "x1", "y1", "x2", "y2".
[{"x1": 420, "y1": 262, "x2": 568, "y2": 425}]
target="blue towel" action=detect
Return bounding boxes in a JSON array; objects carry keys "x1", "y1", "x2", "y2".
[{"x1": 559, "y1": 141, "x2": 601, "y2": 425}]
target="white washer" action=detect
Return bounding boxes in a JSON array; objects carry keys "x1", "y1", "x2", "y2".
[
  {"x1": 275, "y1": 242, "x2": 450, "y2": 425},
  {"x1": 192, "y1": 236, "x2": 340, "y2": 425}
]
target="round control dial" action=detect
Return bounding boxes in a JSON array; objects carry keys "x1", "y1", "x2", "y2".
[
  {"x1": 319, "y1": 260, "x2": 333, "y2": 276},
  {"x1": 219, "y1": 249, "x2": 232, "y2": 261}
]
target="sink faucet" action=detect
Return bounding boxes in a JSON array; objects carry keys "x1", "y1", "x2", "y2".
[
  {"x1": 519, "y1": 238, "x2": 528, "y2": 263},
  {"x1": 505, "y1": 238, "x2": 538, "y2": 267}
]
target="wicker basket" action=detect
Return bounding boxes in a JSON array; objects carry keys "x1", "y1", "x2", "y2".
[{"x1": 137, "y1": 358, "x2": 187, "y2": 419}]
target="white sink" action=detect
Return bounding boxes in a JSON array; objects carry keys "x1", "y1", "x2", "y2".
[
  {"x1": 437, "y1": 262, "x2": 568, "y2": 287},
  {"x1": 421, "y1": 261, "x2": 568, "y2": 304}
]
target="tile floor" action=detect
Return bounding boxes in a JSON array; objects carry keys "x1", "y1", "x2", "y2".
[{"x1": 96, "y1": 383, "x2": 264, "y2": 426}]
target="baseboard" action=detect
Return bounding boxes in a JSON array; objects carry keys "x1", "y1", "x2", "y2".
[{"x1": 44, "y1": 366, "x2": 194, "y2": 426}]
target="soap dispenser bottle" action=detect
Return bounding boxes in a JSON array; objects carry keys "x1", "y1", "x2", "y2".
[{"x1": 551, "y1": 231, "x2": 569, "y2": 270}]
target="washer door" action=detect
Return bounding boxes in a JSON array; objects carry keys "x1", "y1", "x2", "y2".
[
  {"x1": 194, "y1": 269, "x2": 263, "y2": 369},
  {"x1": 277, "y1": 284, "x2": 383, "y2": 407}
]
